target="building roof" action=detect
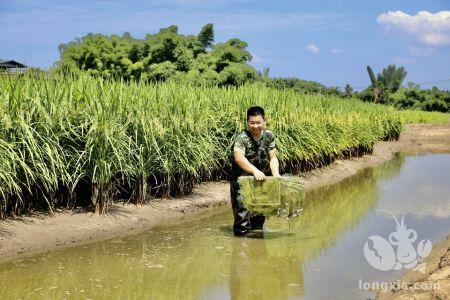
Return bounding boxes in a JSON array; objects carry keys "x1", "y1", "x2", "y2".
[{"x1": 0, "y1": 59, "x2": 28, "y2": 68}]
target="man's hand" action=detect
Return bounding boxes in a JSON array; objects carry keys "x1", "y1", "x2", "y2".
[
  {"x1": 234, "y1": 150, "x2": 266, "y2": 180},
  {"x1": 253, "y1": 169, "x2": 266, "y2": 181}
]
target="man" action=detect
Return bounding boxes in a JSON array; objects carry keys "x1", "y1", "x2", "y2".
[{"x1": 230, "y1": 106, "x2": 281, "y2": 236}]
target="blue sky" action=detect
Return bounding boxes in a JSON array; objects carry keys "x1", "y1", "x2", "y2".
[{"x1": 1, "y1": 0, "x2": 449, "y2": 90}]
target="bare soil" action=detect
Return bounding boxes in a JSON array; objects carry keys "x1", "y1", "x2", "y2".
[
  {"x1": 377, "y1": 235, "x2": 450, "y2": 300},
  {"x1": 1, "y1": 124, "x2": 449, "y2": 279}
]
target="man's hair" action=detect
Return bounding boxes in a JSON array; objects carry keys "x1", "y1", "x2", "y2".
[{"x1": 247, "y1": 106, "x2": 265, "y2": 120}]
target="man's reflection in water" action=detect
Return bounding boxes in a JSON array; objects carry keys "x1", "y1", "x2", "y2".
[{"x1": 229, "y1": 233, "x2": 304, "y2": 299}]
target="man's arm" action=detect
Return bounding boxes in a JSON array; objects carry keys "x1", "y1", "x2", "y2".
[
  {"x1": 269, "y1": 149, "x2": 281, "y2": 177},
  {"x1": 233, "y1": 150, "x2": 266, "y2": 180}
]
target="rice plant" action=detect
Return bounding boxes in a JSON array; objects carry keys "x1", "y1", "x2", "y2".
[
  {"x1": 0, "y1": 72, "x2": 443, "y2": 218},
  {"x1": 400, "y1": 109, "x2": 450, "y2": 124}
]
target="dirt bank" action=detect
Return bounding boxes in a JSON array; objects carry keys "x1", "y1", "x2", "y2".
[
  {"x1": 1, "y1": 124, "x2": 449, "y2": 264},
  {"x1": 377, "y1": 235, "x2": 450, "y2": 300}
]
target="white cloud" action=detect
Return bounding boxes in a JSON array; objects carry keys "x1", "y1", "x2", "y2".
[
  {"x1": 377, "y1": 10, "x2": 450, "y2": 46},
  {"x1": 305, "y1": 44, "x2": 320, "y2": 54},
  {"x1": 392, "y1": 56, "x2": 414, "y2": 64},
  {"x1": 249, "y1": 52, "x2": 278, "y2": 66},
  {"x1": 409, "y1": 46, "x2": 435, "y2": 56},
  {"x1": 331, "y1": 48, "x2": 341, "y2": 54},
  {"x1": 383, "y1": 184, "x2": 450, "y2": 219}
]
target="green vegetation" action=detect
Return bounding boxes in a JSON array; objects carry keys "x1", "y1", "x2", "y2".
[
  {"x1": 54, "y1": 23, "x2": 450, "y2": 113},
  {"x1": 260, "y1": 76, "x2": 342, "y2": 96},
  {"x1": 55, "y1": 24, "x2": 258, "y2": 86},
  {"x1": 389, "y1": 86, "x2": 450, "y2": 113},
  {"x1": 0, "y1": 72, "x2": 448, "y2": 218},
  {"x1": 400, "y1": 109, "x2": 450, "y2": 124},
  {"x1": 359, "y1": 65, "x2": 450, "y2": 113},
  {"x1": 362, "y1": 64, "x2": 407, "y2": 104}
]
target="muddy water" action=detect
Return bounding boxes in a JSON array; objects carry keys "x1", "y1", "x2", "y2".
[{"x1": 0, "y1": 153, "x2": 449, "y2": 299}]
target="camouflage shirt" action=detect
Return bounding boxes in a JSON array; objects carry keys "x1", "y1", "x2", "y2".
[{"x1": 230, "y1": 129, "x2": 277, "y2": 180}]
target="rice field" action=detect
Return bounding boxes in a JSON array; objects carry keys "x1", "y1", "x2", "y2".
[
  {"x1": 0, "y1": 73, "x2": 447, "y2": 218},
  {"x1": 400, "y1": 109, "x2": 450, "y2": 124}
]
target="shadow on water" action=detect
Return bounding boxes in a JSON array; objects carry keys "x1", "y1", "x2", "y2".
[
  {"x1": 0, "y1": 154, "x2": 414, "y2": 299},
  {"x1": 218, "y1": 225, "x2": 295, "y2": 239}
]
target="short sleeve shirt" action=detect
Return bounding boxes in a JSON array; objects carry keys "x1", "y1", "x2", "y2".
[
  {"x1": 232, "y1": 129, "x2": 277, "y2": 158},
  {"x1": 230, "y1": 129, "x2": 277, "y2": 180}
]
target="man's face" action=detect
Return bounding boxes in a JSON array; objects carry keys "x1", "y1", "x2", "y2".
[{"x1": 247, "y1": 115, "x2": 265, "y2": 136}]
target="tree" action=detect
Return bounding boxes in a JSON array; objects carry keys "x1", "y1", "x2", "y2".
[
  {"x1": 262, "y1": 67, "x2": 270, "y2": 78},
  {"x1": 380, "y1": 64, "x2": 407, "y2": 93},
  {"x1": 148, "y1": 61, "x2": 178, "y2": 81},
  {"x1": 197, "y1": 23, "x2": 214, "y2": 49},
  {"x1": 367, "y1": 66, "x2": 377, "y2": 87},
  {"x1": 384, "y1": 85, "x2": 450, "y2": 113},
  {"x1": 212, "y1": 38, "x2": 252, "y2": 73},
  {"x1": 364, "y1": 64, "x2": 407, "y2": 103},
  {"x1": 344, "y1": 84, "x2": 353, "y2": 97},
  {"x1": 54, "y1": 24, "x2": 260, "y2": 86},
  {"x1": 406, "y1": 81, "x2": 420, "y2": 89},
  {"x1": 262, "y1": 77, "x2": 342, "y2": 96},
  {"x1": 218, "y1": 63, "x2": 258, "y2": 86}
]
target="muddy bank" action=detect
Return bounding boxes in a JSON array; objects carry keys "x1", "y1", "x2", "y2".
[
  {"x1": 0, "y1": 183, "x2": 229, "y2": 263},
  {"x1": 1, "y1": 123, "x2": 449, "y2": 263},
  {"x1": 377, "y1": 235, "x2": 450, "y2": 300}
]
